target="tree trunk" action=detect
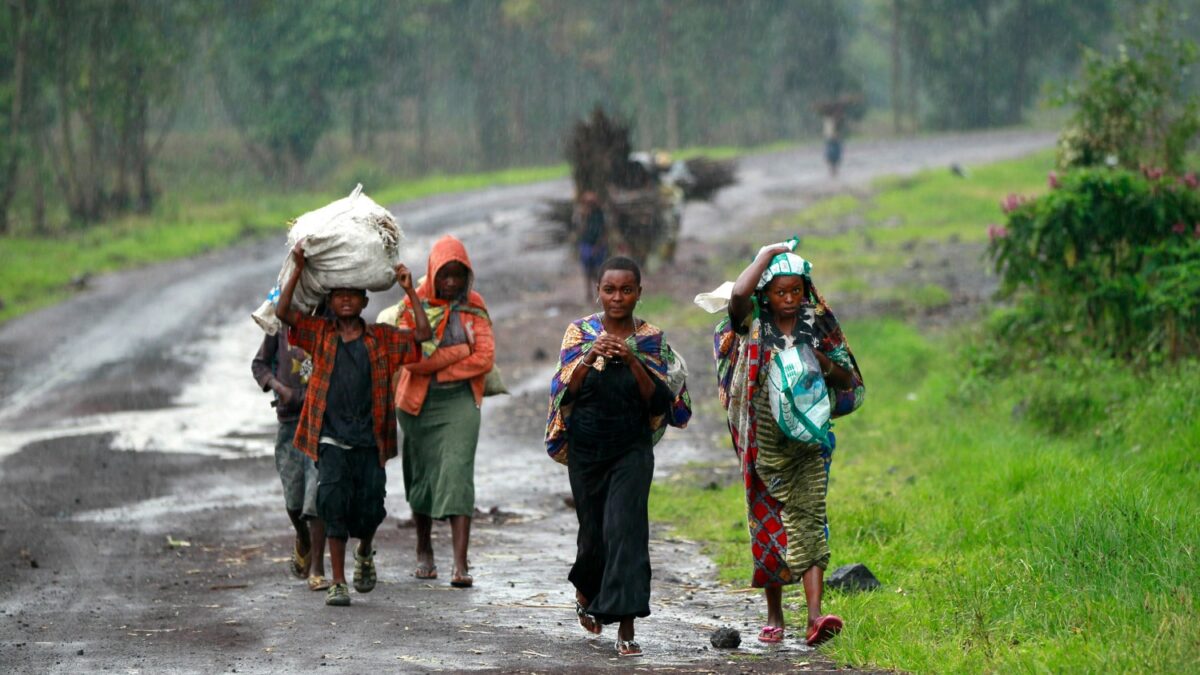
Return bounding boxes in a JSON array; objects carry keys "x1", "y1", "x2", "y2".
[
  {"x1": 658, "y1": 2, "x2": 679, "y2": 149},
  {"x1": 891, "y1": 0, "x2": 903, "y2": 134},
  {"x1": 414, "y1": 42, "x2": 432, "y2": 173},
  {"x1": 0, "y1": 0, "x2": 31, "y2": 234}
]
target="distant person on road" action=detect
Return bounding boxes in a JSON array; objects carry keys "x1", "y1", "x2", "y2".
[
  {"x1": 545, "y1": 256, "x2": 691, "y2": 657},
  {"x1": 394, "y1": 235, "x2": 494, "y2": 589},
  {"x1": 251, "y1": 317, "x2": 330, "y2": 591},
  {"x1": 714, "y1": 242, "x2": 865, "y2": 646},
  {"x1": 823, "y1": 113, "x2": 843, "y2": 178},
  {"x1": 573, "y1": 191, "x2": 609, "y2": 302},
  {"x1": 274, "y1": 240, "x2": 432, "y2": 607}
]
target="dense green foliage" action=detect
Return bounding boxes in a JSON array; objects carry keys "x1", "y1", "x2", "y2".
[
  {"x1": 890, "y1": 0, "x2": 1112, "y2": 131},
  {"x1": 988, "y1": 168, "x2": 1200, "y2": 360},
  {"x1": 1056, "y1": 1, "x2": 1200, "y2": 173},
  {"x1": 0, "y1": 0, "x2": 1139, "y2": 234}
]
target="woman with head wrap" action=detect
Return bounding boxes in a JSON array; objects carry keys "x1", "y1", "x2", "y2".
[
  {"x1": 545, "y1": 256, "x2": 691, "y2": 657},
  {"x1": 395, "y1": 235, "x2": 494, "y2": 589},
  {"x1": 710, "y1": 241, "x2": 865, "y2": 647}
]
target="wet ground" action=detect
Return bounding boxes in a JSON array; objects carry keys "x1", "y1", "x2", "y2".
[{"x1": 0, "y1": 130, "x2": 1051, "y2": 673}]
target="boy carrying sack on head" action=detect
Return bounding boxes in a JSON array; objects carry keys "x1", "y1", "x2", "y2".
[{"x1": 276, "y1": 239, "x2": 432, "y2": 606}]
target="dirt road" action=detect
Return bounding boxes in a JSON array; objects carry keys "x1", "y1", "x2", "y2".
[{"x1": 0, "y1": 130, "x2": 1051, "y2": 673}]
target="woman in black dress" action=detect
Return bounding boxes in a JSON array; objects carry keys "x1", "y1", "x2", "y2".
[{"x1": 545, "y1": 256, "x2": 691, "y2": 657}]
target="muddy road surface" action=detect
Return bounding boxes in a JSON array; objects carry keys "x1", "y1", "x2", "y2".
[{"x1": 0, "y1": 130, "x2": 1050, "y2": 673}]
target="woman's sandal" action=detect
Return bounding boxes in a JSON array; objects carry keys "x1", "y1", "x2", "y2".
[
  {"x1": 805, "y1": 614, "x2": 843, "y2": 647},
  {"x1": 413, "y1": 564, "x2": 438, "y2": 580},
  {"x1": 574, "y1": 601, "x2": 601, "y2": 635},
  {"x1": 307, "y1": 575, "x2": 332, "y2": 592},
  {"x1": 615, "y1": 638, "x2": 643, "y2": 657},
  {"x1": 290, "y1": 539, "x2": 310, "y2": 579},
  {"x1": 757, "y1": 625, "x2": 785, "y2": 644}
]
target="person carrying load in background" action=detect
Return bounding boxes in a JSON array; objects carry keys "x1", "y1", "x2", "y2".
[
  {"x1": 275, "y1": 239, "x2": 432, "y2": 607},
  {"x1": 573, "y1": 191, "x2": 609, "y2": 302}
]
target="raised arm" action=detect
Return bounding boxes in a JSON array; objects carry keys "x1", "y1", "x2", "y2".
[
  {"x1": 395, "y1": 263, "x2": 432, "y2": 342},
  {"x1": 729, "y1": 244, "x2": 790, "y2": 327},
  {"x1": 275, "y1": 240, "x2": 306, "y2": 327}
]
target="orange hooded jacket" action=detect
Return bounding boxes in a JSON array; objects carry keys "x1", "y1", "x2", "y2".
[{"x1": 395, "y1": 235, "x2": 494, "y2": 415}]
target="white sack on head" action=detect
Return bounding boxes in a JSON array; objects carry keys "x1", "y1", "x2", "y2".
[{"x1": 252, "y1": 184, "x2": 404, "y2": 334}]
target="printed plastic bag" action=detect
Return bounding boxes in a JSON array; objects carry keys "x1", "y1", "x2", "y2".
[{"x1": 768, "y1": 344, "x2": 832, "y2": 447}]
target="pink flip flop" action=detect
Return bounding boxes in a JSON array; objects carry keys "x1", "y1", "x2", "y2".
[
  {"x1": 757, "y1": 625, "x2": 784, "y2": 643},
  {"x1": 806, "y1": 614, "x2": 843, "y2": 647}
]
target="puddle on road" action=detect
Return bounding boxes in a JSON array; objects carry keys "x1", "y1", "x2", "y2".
[{"x1": 0, "y1": 318, "x2": 278, "y2": 461}]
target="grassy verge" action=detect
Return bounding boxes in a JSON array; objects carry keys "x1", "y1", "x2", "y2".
[{"x1": 648, "y1": 152, "x2": 1200, "y2": 671}]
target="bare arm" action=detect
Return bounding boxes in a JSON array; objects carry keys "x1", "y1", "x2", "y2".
[
  {"x1": 566, "y1": 343, "x2": 599, "y2": 395},
  {"x1": 395, "y1": 263, "x2": 432, "y2": 342},
  {"x1": 275, "y1": 240, "x2": 306, "y2": 327},
  {"x1": 814, "y1": 349, "x2": 853, "y2": 390},
  {"x1": 729, "y1": 244, "x2": 790, "y2": 327}
]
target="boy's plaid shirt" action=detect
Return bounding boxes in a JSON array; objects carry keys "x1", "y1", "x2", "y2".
[{"x1": 289, "y1": 314, "x2": 420, "y2": 466}]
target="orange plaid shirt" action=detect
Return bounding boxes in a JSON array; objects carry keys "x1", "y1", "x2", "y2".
[{"x1": 289, "y1": 314, "x2": 420, "y2": 466}]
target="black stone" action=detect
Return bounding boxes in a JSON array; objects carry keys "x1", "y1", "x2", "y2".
[
  {"x1": 709, "y1": 626, "x2": 741, "y2": 649},
  {"x1": 827, "y1": 563, "x2": 881, "y2": 592}
]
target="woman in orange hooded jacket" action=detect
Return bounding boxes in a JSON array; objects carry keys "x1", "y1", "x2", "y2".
[{"x1": 395, "y1": 235, "x2": 495, "y2": 588}]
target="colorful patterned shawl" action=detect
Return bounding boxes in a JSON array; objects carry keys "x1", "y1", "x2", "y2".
[
  {"x1": 545, "y1": 313, "x2": 692, "y2": 465},
  {"x1": 714, "y1": 282, "x2": 864, "y2": 587}
]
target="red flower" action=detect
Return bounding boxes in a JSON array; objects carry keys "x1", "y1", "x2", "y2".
[
  {"x1": 1184, "y1": 172, "x2": 1199, "y2": 189},
  {"x1": 1141, "y1": 166, "x2": 1165, "y2": 181},
  {"x1": 1001, "y1": 194, "x2": 1024, "y2": 214},
  {"x1": 1172, "y1": 222, "x2": 1188, "y2": 235},
  {"x1": 987, "y1": 224, "x2": 1009, "y2": 241},
  {"x1": 1195, "y1": 223, "x2": 1200, "y2": 239},
  {"x1": 1048, "y1": 171, "x2": 1060, "y2": 189}
]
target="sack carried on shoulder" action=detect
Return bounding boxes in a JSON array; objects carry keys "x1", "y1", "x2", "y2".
[
  {"x1": 483, "y1": 365, "x2": 509, "y2": 397},
  {"x1": 767, "y1": 344, "x2": 832, "y2": 448}
]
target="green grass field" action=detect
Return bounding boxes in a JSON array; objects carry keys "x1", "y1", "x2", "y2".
[{"x1": 648, "y1": 153, "x2": 1200, "y2": 672}]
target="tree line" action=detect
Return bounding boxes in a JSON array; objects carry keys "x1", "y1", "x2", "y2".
[{"x1": 0, "y1": 0, "x2": 1133, "y2": 233}]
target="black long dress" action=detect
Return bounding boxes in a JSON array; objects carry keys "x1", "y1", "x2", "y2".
[{"x1": 565, "y1": 356, "x2": 673, "y2": 623}]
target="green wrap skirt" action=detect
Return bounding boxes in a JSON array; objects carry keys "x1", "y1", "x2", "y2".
[
  {"x1": 397, "y1": 382, "x2": 480, "y2": 519},
  {"x1": 752, "y1": 384, "x2": 832, "y2": 573}
]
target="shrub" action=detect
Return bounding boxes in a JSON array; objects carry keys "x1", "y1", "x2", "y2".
[{"x1": 987, "y1": 168, "x2": 1200, "y2": 360}]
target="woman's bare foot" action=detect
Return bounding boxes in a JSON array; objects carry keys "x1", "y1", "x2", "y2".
[{"x1": 575, "y1": 591, "x2": 601, "y2": 635}]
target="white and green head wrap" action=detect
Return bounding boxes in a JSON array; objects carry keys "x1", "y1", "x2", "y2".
[{"x1": 756, "y1": 252, "x2": 812, "y2": 290}]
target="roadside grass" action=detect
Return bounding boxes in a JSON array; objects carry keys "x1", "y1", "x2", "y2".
[
  {"x1": 647, "y1": 150, "x2": 1200, "y2": 671},
  {"x1": 651, "y1": 317, "x2": 1200, "y2": 672}
]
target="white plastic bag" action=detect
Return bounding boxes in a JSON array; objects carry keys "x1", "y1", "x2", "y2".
[{"x1": 252, "y1": 184, "x2": 404, "y2": 334}]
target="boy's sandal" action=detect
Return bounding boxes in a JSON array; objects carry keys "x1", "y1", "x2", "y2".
[
  {"x1": 805, "y1": 614, "x2": 843, "y2": 647},
  {"x1": 290, "y1": 540, "x2": 310, "y2": 579},
  {"x1": 615, "y1": 639, "x2": 643, "y2": 657},
  {"x1": 307, "y1": 575, "x2": 332, "y2": 592},
  {"x1": 450, "y1": 569, "x2": 473, "y2": 588},
  {"x1": 325, "y1": 582, "x2": 351, "y2": 606},
  {"x1": 757, "y1": 626, "x2": 784, "y2": 644},
  {"x1": 574, "y1": 601, "x2": 602, "y2": 635},
  {"x1": 353, "y1": 548, "x2": 377, "y2": 594},
  {"x1": 414, "y1": 563, "x2": 438, "y2": 580}
]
